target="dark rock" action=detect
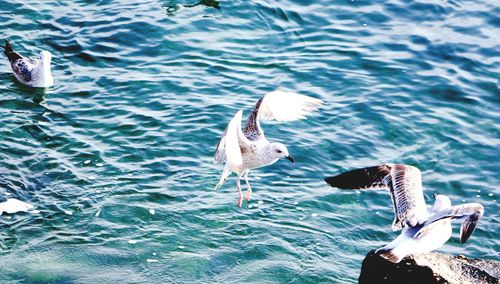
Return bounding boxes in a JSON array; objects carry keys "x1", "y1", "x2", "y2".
[{"x1": 359, "y1": 250, "x2": 499, "y2": 284}]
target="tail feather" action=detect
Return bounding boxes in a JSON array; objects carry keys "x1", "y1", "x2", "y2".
[
  {"x1": 375, "y1": 247, "x2": 402, "y2": 263},
  {"x1": 2, "y1": 40, "x2": 13, "y2": 55},
  {"x1": 215, "y1": 164, "x2": 231, "y2": 190},
  {"x1": 2, "y1": 40, "x2": 22, "y2": 63}
]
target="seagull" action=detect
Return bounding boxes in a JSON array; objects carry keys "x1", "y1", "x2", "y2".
[
  {"x1": 325, "y1": 164, "x2": 484, "y2": 263},
  {"x1": 1, "y1": 40, "x2": 53, "y2": 88},
  {"x1": 214, "y1": 90, "x2": 322, "y2": 207}
]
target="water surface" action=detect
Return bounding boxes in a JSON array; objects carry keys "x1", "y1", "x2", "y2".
[{"x1": 0, "y1": 0, "x2": 499, "y2": 283}]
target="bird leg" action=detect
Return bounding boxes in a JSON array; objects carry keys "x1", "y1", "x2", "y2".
[
  {"x1": 237, "y1": 173, "x2": 243, "y2": 208},
  {"x1": 244, "y1": 171, "x2": 252, "y2": 202}
]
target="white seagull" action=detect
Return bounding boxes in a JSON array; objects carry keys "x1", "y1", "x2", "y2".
[
  {"x1": 214, "y1": 90, "x2": 322, "y2": 207},
  {"x1": 2, "y1": 40, "x2": 53, "y2": 88},
  {"x1": 325, "y1": 164, "x2": 484, "y2": 263}
]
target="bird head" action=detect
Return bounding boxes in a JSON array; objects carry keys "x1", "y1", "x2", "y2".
[
  {"x1": 432, "y1": 194, "x2": 451, "y2": 211},
  {"x1": 269, "y1": 142, "x2": 294, "y2": 163},
  {"x1": 39, "y1": 50, "x2": 52, "y2": 65}
]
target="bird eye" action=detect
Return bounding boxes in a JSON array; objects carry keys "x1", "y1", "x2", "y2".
[{"x1": 276, "y1": 150, "x2": 282, "y2": 153}]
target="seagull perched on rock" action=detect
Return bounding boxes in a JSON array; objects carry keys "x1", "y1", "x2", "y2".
[
  {"x1": 2, "y1": 40, "x2": 53, "y2": 88},
  {"x1": 214, "y1": 90, "x2": 322, "y2": 207},
  {"x1": 325, "y1": 164, "x2": 484, "y2": 263}
]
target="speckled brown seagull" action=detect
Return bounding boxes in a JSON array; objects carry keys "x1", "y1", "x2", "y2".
[
  {"x1": 2, "y1": 40, "x2": 53, "y2": 88},
  {"x1": 325, "y1": 164, "x2": 484, "y2": 263},
  {"x1": 214, "y1": 91, "x2": 322, "y2": 207}
]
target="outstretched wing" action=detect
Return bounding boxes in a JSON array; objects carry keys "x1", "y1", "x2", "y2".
[
  {"x1": 324, "y1": 165, "x2": 392, "y2": 189},
  {"x1": 417, "y1": 203, "x2": 484, "y2": 243},
  {"x1": 214, "y1": 110, "x2": 251, "y2": 168},
  {"x1": 325, "y1": 164, "x2": 428, "y2": 230},
  {"x1": 242, "y1": 90, "x2": 322, "y2": 141}
]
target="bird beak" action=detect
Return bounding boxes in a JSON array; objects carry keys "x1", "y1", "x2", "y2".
[{"x1": 285, "y1": 155, "x2": 295, "y2": 163}]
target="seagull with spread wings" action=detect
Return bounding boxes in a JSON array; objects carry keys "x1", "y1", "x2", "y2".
[
  {"x1": 325, "y1": 164, "x2": 484, "y2": 263},
  {"x1": 214, "y1": 91, "x2": 322, "y2": 207},
  {"x1": 2, "y1": 40, "x2": 53, "y2": 88}
]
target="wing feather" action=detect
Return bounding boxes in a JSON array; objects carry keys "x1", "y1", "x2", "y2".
[
  {"x1": 417, "y1": 203, "x2": 484, "y2": 243},
  {"x1": 214, "y1": 127, "x2": 227, "y2": 164},
  {"x1": 324, "y1": 165, "x2": 391, "y2": 189},
  {"x1": 258, "y1": 90, "x2": 322, "y2": 122},
  {"x1": 2, "y1": 40, "x2": 22, "y2": 63},
  {"x1": 214, "y1": 110, "x2": 251, "y2": 169},
  {"x1": 325, "y1": 164, "x2": 428, "y2": 230},
  {"x1": 12, "y1": 58, "x2": 35, "y2": 83},
  {"x1": 389, "y1": 165, "x2": 427, "y2": 229},
  {"x1": 243, "y1": 90, "x2": 322, "y2": 140}
]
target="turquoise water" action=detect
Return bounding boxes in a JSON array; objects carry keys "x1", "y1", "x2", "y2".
[{"x1": 0, "y1": 0, "x2": 498, "y2": 282}]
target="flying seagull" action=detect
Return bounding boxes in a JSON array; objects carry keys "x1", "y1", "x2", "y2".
[
  {"x1": 325, "y1": 164, "x2": 484, "y2": 263},
  {"x1": 214, "y1": 90, "x2": 322, "y2": 207},
  {"x1": 2, "y1": 40, "x2": 53, "y2": 88}
]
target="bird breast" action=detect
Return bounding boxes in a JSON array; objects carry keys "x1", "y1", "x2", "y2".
[{"x1": 241, "y1": 143, "x2": 278, "y2": 170}]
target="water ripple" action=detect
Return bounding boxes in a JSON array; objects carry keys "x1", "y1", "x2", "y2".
[{"x1": 0, "y1": 0, "x2": 498, "y2": 282}]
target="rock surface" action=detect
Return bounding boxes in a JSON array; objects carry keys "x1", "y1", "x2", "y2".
[{"x1": 359, "y1": 250, "x2": 499, "y2": 284}]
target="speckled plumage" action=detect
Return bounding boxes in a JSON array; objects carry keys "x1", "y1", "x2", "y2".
[
  {"x1": 214, "y1": 91, "x2": 322, "y2": 207},
  {"x1": 2, "y1": 40, "x2": 53, "y2": 88},
  {"x1": 325, "y1": 165, "x2": 484, "y2": 263},
  {"x1": 326, "y1": 164, "x2": 428, "y2": 229}
]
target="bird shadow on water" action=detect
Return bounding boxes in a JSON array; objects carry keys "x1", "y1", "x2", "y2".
[
  {"x1": 164, "y1": 0, "x2": 221, "y2": 16},
  {"x1": 1, "y1": 74, "x2": 70, "y2": 131},
  {"x1": 2, "y1": 74, "x2": 48, "y2": 105}
]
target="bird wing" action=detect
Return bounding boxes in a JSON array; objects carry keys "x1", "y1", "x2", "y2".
[
  {"x1": 11, "y1": 57, "x2": 37, "y2": 83},
  {"x1": 214, "y1": 126, "x2": 228, "y2": 164},
  {"x1": 2, "y1": 40, "x2": 36, "y2": 83},
  {"x1": 214, "y1": 110, "x2": 251, "y2": 168},
  {"x1": 416, "y1": 203, "x2": 484, "y2": 243},
  {"x1": 325, "y1": 164, "x2": 428, "y2": 230},
  {"x1": 242, "y1": 90, "x2": 322, "y2": 141}
]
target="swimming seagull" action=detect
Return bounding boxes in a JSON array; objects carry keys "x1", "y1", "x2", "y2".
[
  {"x1": 214, "y1": 90, "x2": 322, "y2": 207},
  {"x1": 1, "y1": 40, "x2": 53, "y2": 88},
  {"x1": 325, "y1": 164, "x2": 484, "y2": 263}
]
